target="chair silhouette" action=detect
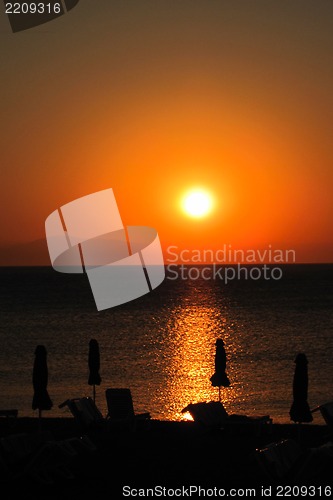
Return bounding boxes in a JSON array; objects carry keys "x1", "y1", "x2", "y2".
[
  {"x1": 105, "y1": 388, "x2": 150, "y2": 430},
  {"x1": 182, "y1": 401, "x2": 228, "y2": 426},
  {"x1": 255, "y1": 438, "x2": 333, "y2": 483},
  {"x1": 0, "y1": 409, "x2": 18, "y2": 428},
  {"x1": 255, "y1": 439, "x2": 307, "y2": 482},
  {"x1": 182, "y1": 401, "x2": 272, "y2": 435},
  {"x1": 0, "y1": 409, "x2": 18, "y2": 419},
  {"x1": 0, "y1": 431, "x2": 83, "y2": 484},
  {"x1": 311, "y1": 402, "x2": 333, "y2": 436},
  {"x1": 0, "y1": 431, "x2": 54, "y2": 463},
  {"x1": 59, "y1": 397, "x2": 105, "y2": 430},
  {"x1": 0, "y1": 453, "x2": 10, "y2": 482}
]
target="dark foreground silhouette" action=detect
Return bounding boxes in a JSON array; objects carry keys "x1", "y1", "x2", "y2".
[{"x1": 0, "y1": 416, "x2": 332, "y2": 498}]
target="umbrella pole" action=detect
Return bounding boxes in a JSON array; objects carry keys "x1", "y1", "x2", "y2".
[
  {"x1": 38, "y1": 409, "x2": 42, "y2": 432},
  {"x1": 218, "y1": 386, "x2": 221, "y2": 402},
  {"x1": 93, "y1": 384, "x2": 96, "y2": 403},
  {"x1": 297, "y1": 422, "x2": 301, "y2": 443}
]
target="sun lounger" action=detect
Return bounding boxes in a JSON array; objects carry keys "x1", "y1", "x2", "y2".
[
  {"x1": 311, "y1": 402, "x2": 333, "y2": 436},
  {"x1": 105, "y1": 388, "x2": 151, "y2": 431},
  {"x1": 0, "y1": 410, "x2": 18, "y2": 419},
  {"x1": 22, "y1": 440, "x2": 77, "y2": 484},
  {"x1": 255, "y1": 439, "x2": 333, "y2": 483},
  {"x1": 0, "y1": 453, "x2": 10, "y2": 482},
  {"x1": 59, "y1": 397, "x2": 105, "y2": 430},
  {"x1": 182, "y1": 401, "x2": 272, "y2": 435},
  {"x1": 0, "y1": 431, "x2": 79, "y2": 485},
  {"x1": 256, "y1": 439, "x2": 307, "y2": 482},
  {"x1": 25, "y1": 435, "x2": 97, "y2": 483},
  {"x1": 0, "y1": 410, "x2": 18, "y2": 428},
  {"x1": 182, "y1": 401, "x2": 228, "y2": 426},
  {"x1": 62, "y1": 435, "x2": 97, "y2": 454},
  {"x1": 0, "y1": 431, "x2": 54, "y2": 463}
]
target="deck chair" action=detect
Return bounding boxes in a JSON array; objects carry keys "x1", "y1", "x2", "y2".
[
  {"x1": 24, "y1": 435, "x2": 97, "y2": 484},
  {"x1": 0, "y1": 431, "x2": 54, "y2": 463},
  {"x1": 0, "y1": 431, "x2": 77, "y2": 485},
  {"x1": 182, "y1": 401, "x2": 272, "y2": 435},
  {"x1": 182, "y1": 401, "x2": 228, "y2": 426},
  {"x1": 0, "y1": 409, "x2": 18, "y2": 419},
  {"x1": 23, "y1": 440, "x2": 77, "y2": 484},
  {"x1": 105, "y1": 388, "x2": 151, "y2": 431},
  {"x1": 0, "y1": 409, "x2": 18, "y2": 428},
  {"x1": 62, "y1": 435, "x2": 97, "y2": 454},
  {"x1": 311, "y1": 402, "x2": 333, "y2": 436},
  {"x1": 0, "y1": 453, "x2": 10, "y2": 482},
  {"x1": 255, "y1": 439, "x2": 306, "y2": 482},
  {"x1": 59, "y1": 397, "x2": 105, "y2": 430},
  {"x1": 255, "y1": 439, "x2": 333, "y2": 483}
]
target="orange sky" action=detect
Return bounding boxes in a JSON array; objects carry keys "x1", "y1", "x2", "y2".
[{"x1": 1, "y1": 1, "x2": 333, "y2": 263}]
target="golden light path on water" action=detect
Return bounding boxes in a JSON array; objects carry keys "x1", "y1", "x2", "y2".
[{"x1": 151, "y1": 282, "x2": 245, "y2": 420}]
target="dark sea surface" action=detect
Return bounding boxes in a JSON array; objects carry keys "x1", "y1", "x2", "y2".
[{"x1": 0, "y1": 265, "x2": 332, "y2": 423}]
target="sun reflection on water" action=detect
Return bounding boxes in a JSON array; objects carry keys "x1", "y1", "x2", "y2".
[{"x1": 152, "y1": 282, "x2": 244, "y2": 420}]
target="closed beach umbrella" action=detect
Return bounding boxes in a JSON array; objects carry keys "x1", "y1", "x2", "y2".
[
  {"x1": 88, "y1": 339, "x2": 101, "y2": 403},
  {"x1": 289, "y1": 353, "x2": 313, "y2": 424},
  {"x1": 32, "y1": 345, "x2": 53, "y2": 419},
  {"x1": 210, "y1": 339, "x2": 230, "y2": 401}
]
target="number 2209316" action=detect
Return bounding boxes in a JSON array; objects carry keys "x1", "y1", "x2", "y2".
[
  {"x1": 5, "y1": 3, "x2": 62, "y2": 14},
  {"x1": 274, "y1": 485, "x2": 331, "y2": 496}
]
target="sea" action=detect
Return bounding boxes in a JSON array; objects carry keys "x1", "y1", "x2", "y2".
[{"x1": 0, "y1": 265, "x2": 332, "y2": 424}]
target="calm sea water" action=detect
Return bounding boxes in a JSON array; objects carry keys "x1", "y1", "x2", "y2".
[{"x1": 0, "y1": 265, "x2": 332, "y2": 424}]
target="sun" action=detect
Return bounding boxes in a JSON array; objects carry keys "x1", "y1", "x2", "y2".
[{"x1": 182, "y1": 188, "x2": 214, "y2": 218}]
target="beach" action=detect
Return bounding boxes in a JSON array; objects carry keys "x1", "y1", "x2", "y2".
[{"x1": 0, "y1": 417, "x2": 332, "y2": 499}]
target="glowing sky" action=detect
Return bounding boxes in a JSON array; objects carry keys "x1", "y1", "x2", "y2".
[{"x1": 1, "y1": 1, "x2": 333, "y2": 263}]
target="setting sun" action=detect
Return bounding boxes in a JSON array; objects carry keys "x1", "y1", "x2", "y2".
[{"x1": 182, "y1": 189, "x2": 214, "y2": 218}]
